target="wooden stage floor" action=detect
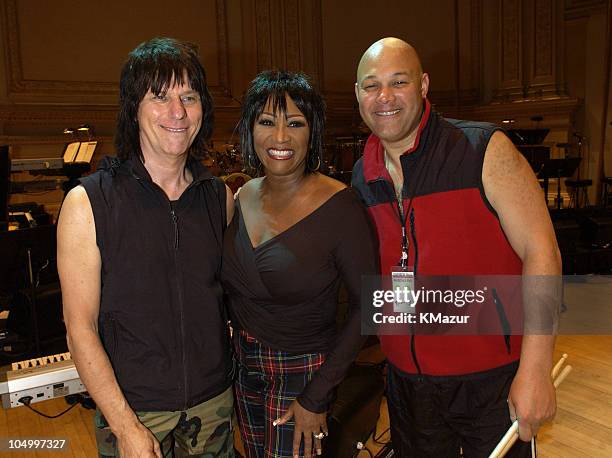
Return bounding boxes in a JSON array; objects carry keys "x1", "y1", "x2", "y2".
[{"x1": 1, "y1": 335, "x2": 611, "y2": 457}]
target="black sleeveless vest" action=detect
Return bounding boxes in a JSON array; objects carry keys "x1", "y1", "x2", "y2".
[{"x1": 80, "y1": 156, "x2": 232, "y2": 411}]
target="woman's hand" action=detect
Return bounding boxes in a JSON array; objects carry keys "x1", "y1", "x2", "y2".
[{"x1": 274, "y1": 400, "x2": 328, "y2": 457}]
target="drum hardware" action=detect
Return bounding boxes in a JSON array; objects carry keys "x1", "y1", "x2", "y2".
[
  {"x1": 205, "y1": 143, "x2": 245, "y2": 176},
  {"x1": 322, "y1": 136, "x2": 366, "y2": 184},
  {"x1": 222, "y1": 172, "x2": 252, "y2": 194}
]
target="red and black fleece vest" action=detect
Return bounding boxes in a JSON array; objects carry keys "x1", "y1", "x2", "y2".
[{"x1": 352, "y1": 99, "x2": 523, "y2": 376}]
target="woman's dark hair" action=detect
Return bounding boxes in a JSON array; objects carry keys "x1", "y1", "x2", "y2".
[
  {"x1": 239, "y1": 70, "x2": 326, "y2": 175},
  {"x1": 115, "y1": 37, "x2": 213, "y2": 161}
]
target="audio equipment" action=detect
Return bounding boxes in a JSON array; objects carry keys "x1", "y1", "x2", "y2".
[{"x1": 0, "y1": 352, "x2": 85, "y2": 409}]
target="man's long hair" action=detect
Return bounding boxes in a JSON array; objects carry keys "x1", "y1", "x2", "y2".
[{"x1": 115, "y1": 37, "x2": 213, "y2": 161}]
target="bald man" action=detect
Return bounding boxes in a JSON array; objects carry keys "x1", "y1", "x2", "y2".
[{"x1": 351, "y1": 38, "x2": 561, "y2": 457}]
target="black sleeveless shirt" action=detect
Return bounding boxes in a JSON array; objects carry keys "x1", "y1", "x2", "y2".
[{"x1": 80, "y1": 156, "x2": 232, "y2": 411}]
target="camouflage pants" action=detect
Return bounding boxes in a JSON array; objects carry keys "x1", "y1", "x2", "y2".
[{"x1": 95, "y1": 386, "x2": 235, "y2": 457}]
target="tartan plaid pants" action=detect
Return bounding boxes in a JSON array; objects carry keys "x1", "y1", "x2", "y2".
[{"x1": 233, "y1": 330, "x2": 325, "y2": 458}]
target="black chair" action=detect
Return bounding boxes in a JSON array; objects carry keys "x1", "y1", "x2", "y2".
[{"x1": 565, "y1": 179, "x2": 592, "y2": 208}]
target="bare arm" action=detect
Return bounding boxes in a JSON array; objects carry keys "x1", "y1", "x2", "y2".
[
  {"x1": 225, "y1": 184, "x2": 235, "y2": 225},
  {"x1": 483, "y1": 131, "x2": 562, "y2": 441},
  {"x1": 57, "y1": 186, "x2": 161, "y2": 458}
]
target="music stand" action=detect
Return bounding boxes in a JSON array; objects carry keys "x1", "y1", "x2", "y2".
[{"x1": 538, "y1": 158, "x2": 581, "y2": 210}]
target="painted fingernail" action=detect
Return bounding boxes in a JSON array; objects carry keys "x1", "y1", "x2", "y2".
[{"x1": 316, "y1": 449, "x2": 322, "y2": 455}]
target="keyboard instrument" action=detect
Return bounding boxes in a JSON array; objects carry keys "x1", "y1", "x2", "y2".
[
  {"x1": 0, "y1": 352, "x2": 85, "y2": 409},
  {"x1": 10, "y1": 157, "x2": 64, "y2": 172}
]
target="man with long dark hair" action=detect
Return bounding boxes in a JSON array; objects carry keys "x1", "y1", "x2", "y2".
[{"x1": 58, "y1": 37, "x2": 235, "y2": 457}]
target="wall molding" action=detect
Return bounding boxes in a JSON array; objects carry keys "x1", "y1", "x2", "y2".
[
  {"x1": 452, "y1": 0, "x2": 484, "y2": 107},
  {"x1": 253, "y1": 0, "x2": 322, "y2": 83},
  {"x1": 460, "y1": 96, "x2": 580, "y2": 128},
  {"x1": 564, "y1": 0, "x2": 607, "y2": 19},
  {"x1": 215, "y1": 0, "x2": 232, "y2": 100},
  {"x1": 254, "y1": 0, "x2": 272, "y2": 71},
  {"x1": 284, "y1": 0, "x2": 301, "y2": 71},
  {"x1": 470, "y1": 0, "x2": 483, "y2": 103},
  {"x1": 527, "y1": 0, "x2": 561, "y2": 98},
  {"x1": 0, "y1": 103, "x2": 242, "y2": 141},
  {"x1": 310, "y1": 0, "x2": 323, "y2": 87},
  {"x1": 497, "y1": 0, "x2": 524, "y2": 100},
  {"x1": 0, "y1": 134, "x2": 114, "y2": 146},
  {"x1": 0, "y1": 104, "x2": 117, "y2": 124},
  {"x1": 322, "y1": 89, "x2": 486, "y2": 136},
  {"x1": 1, "y1": 0, "x2": 234, "y2": 104}
]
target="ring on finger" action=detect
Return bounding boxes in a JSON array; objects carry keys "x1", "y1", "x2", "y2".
[{"x1": 314, "y1": 432, "x2": 325, "y2": 440}]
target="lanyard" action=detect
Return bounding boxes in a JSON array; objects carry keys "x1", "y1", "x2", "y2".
[
  {"x1": 388, "y1": 185, "x2": 412, "y2": 269},
  {"x1": 381, "y1": 103, "x2": 433, "y2": 272},
  {"x1": 385, "y1": 154, "x2": 414, "y2": 269},
  {"x1": 384, "y1": 132, "x2": 431, "y2": 270}
]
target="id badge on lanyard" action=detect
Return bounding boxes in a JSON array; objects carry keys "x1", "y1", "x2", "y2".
[{"x1": 390, "y1": 225, "x2": 415, "y2": 313}]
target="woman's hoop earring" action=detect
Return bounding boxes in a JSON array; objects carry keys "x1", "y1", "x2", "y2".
[
  {"x1": 247, "y1": 152, "x2": 259, "y2": 172},
  {"x1": 308, "y1": 152, "x2": 321, "y2": 171}
]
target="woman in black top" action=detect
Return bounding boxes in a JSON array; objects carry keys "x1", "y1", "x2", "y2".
[{"x1": 221, "y1": 70, "x2": 377, "y2": 458}]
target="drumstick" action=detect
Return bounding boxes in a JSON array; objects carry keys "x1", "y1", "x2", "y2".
[
  {"x1": 489, "y1": 360, "x2": 572, "y2": 458},
  {"x1": 551, "y1": 353, "x2": 568, "y2": 379},
  {"x1": 553, "y1": 365, "x2": 572, "y2": 389},
  {"x1": 500, "y1": 429, "x2": 538, "y2": 458},
  {"x1": 499, "y1": 363, "x2": 572, "y2": 458},
  {"x1": 493, "y1": 365, "x2": 573, "y2": 458},
  {"x1": 490, "y1": 421, "x2": 518, "y2": 458},
  {"x1": 492, "y1": 365, "x2": 573, "y2": 458}
]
